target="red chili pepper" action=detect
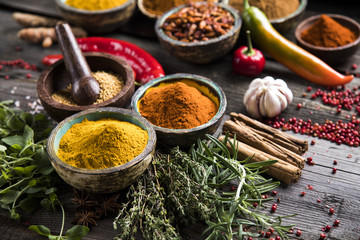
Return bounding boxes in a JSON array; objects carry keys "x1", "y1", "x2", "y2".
[
  {"x1": 41, "y1": 37, "x2": 165, "y2": 85},
  {"x1": 232, "y1": 30, "x2": 265, "y2": 76},
  {"x1": 41, "y1": 54, "x2": 63, "y2": 66}
]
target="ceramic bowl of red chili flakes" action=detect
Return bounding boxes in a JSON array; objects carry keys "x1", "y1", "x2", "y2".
[
  {"x1": 131, "y1": 73, "x2": 227, "y2": 148},
  {"x1": 295, "y1": 14, "x2": 360, "y2": 66},
  {"x1": 155, "y1": 1, "x2": 241, "y2": 64}
]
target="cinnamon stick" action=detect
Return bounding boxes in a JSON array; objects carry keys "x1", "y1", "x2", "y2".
[
  {"x1": 219, "y1": 136, "x2": 301, "y2": 184},
  {"x1": 223, "y1": 120, "x2": 305, "y2": 169},
  {"x1": 230, "y1": 112, "x2": 308, "y2": 155}
]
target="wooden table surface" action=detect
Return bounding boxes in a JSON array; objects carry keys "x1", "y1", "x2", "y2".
[{"x1": 0, "y1": 0, "x2": 360, "y2": 239}]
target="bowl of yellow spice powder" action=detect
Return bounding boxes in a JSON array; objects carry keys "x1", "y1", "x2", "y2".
[
  {"x1": 37, "y1": 52, "x2": 135, "y2": 122},
  {"x1": 55, "y1": 0, "x2": 136, "y2": 34},
  {"x1": 47, "y1": 107, "x2": 156, "y2": 193},
  {"x1": 131, "y1": 73, "x2": 227, "y2": 147}
]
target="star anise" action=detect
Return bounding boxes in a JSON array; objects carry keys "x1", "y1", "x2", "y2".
[
  {"x1": 94, "y1": 193, "x2": 122, "y2": 217},
  {"x1": 71, "y1": 210, "x2": 99, "y2": 227},
  {"x1": 71, "y1": 188, "x2": 97, "y2": 210}
]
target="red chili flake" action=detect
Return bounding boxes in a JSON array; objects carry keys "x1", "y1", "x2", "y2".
[
  {"x1": 352, "y1": 63, "x2": 358, "y2": 70},
  {"x1": 329, "y1": 207, "x2": 335, "y2": 214},
  {"x1": 332, "y1": 168, "x2": 337, "y2": 174},
  {"x1": 297, "y1": 103, "x2": 303, "y2": 109},
  {"x1": 320, "y1": 233, "x2": 326, "y2": 239},
  {"x1": 296, "y1": 229, "x2": 302, "y2": 236},
  {"x1": 333, "y1": 160, "x2": 338, "y2": 165},
  {"x1": 300, "y1": 191, "x2": 306, "y2": 196},
  {"x1": 333, "y1": 219, "x2": 340, "y2": 226}
]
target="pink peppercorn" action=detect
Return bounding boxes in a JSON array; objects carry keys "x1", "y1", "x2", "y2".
[
  {"x1": 300, "y1": 191, "x2": 305, "y2": 196},
  {"x1": 297, "y1": 103, "x2": 303, "y2": 109},
  {"x1": 296, "y1": 230, "x2": 302, "y2": 236},
  {"x1": 329, "y1": 207, "x2": 335, "y2": 214},
  {"x1": 275, "y1": 236, "x2": 281, "y2": 240},
  {"x1": 320, "y1": 233, "x2": 326, "y2": 239},
  {"x1": 333, "y1": 219, "x2": 340, "y2": 226},
  {"x1": 325, "y1": 225, "x2": 331, "y2": 232},
  {"x1": 332, "y1": 168, "x2": 337, "y2": 174},
  {"x1": 26, "y1": 73, "x2": 32, "y2": 78},
  {"x1": 352, "y1": 63, "x2": 358, "y2": 69}
]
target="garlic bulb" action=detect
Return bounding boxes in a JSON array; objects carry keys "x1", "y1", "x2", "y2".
[{"x1": 243, "y1": 76, "x2": 293, "y2": 119}]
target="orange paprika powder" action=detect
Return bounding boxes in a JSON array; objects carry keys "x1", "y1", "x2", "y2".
[
  {"x1": 301, "y1": 14, "x2": 357, "y2": 48},
  {"x1": 139, "y1": 81, "x2": 218, "y2": 129}
]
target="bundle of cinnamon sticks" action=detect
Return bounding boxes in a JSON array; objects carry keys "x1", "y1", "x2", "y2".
[{"x1": 220, "y1": 112, "x2": 309, "y2": 184}]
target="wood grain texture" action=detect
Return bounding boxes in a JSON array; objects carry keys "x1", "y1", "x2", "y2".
[{"x1": 0, "y1": 0, "x2": 360, "y2": 239}]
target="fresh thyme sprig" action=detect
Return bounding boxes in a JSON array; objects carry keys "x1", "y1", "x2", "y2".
[{"x1": 113, "y1": 134, "x2": 295, "y2": 240}]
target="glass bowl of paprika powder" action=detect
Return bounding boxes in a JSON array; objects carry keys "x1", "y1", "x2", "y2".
[
  {"x1": 295, "y1": 14, "x2": 360, "y2": 66},
  {"x1": 47, "y1": 107, "x2": 156, "y2": 193},
  {"x1": 131, "y1": 73, "x2": 227, "y2": 148}
]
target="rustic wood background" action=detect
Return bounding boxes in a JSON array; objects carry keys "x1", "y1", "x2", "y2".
[{"x1": 0, "y1": 0, "x2": 359, "y2": 239}]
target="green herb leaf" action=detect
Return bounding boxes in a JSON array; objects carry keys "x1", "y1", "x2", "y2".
[
  {"x1": 65, "y1": 225, "x2": 90, "y2": 240},
  {"x1": 29, "y1": 225, "x2": 51, "y2": 237},
  {"x1": 1, "y1": 135, "x2": 24, "y2": 148},
  {"x1": 6, "y1": 115, "x2": 25, "y2": 131},
  {"x1": 0, "y1": 190, "x2": 20, "y2": 204},
  {"x1": 19, "y1": 197, "x2": 40, "y2": 212}
]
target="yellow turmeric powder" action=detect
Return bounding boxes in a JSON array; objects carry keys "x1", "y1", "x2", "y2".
[
  {"x1": 65, "y1": 0, "x2": 128, "y2": 11},
  {"x1": 57, "y1": 118, "x2": 148, "y2": 170}
]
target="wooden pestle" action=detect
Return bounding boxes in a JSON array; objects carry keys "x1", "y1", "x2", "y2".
[{"x1": 55, "y1": 23, "x2": 100, "y2": 105}]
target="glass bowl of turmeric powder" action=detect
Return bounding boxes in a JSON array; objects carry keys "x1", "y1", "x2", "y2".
[
  {"x1": 47, "y1": 107, "x2": 156, "y2": 193},
  {"x1": 55, "y1": 0, "x2": 136, "y2": 34},
  {"x1": 131, "y1": 73, "x2": 227, "y2": 148},
  {"x1": 295, "y1": 14, "x2": 360, "y2": 66}
]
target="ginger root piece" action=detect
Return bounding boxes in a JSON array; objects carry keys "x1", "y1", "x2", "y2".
[
  {"x1": 17, "y1": 27, "x2": 87, "y2": 48},
  {"x1": 12, "y1": 12, "x2": 63, "y2": 27}
]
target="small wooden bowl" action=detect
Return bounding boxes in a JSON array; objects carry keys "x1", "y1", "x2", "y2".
[
  {"x1": 55, "y1": 0, "x2": 136, "y2": 34},
  {"x1": 37, "y1": 52, "x2": 135, "y2": 122},
  {"x1": 295, "y1": 14, "x2": 360, "y2": 66},
  {"x1": 270, "y1": 0, "x2": 307, "y2": 33},
  {"x1": 47, "y1": 107, "x2": 156, "y2": 193},
  {"x1": 154, "y1": 2, "x2": 241, "y2": 64},
  {"x1": 131, "y1": 73, "x2": 227, "y2": 148}
]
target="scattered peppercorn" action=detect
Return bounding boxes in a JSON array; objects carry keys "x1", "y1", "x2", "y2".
[
  {"x1": 253, "y1": 202, "x2": 258, "y2": 207},
  {"x1": 329, "y1": 207, "x2": 335, "y2": 214},
  {"x1": 265, "y1": 115, "x2": 360, "y2": 147},
  {"x1": 300, "y1": 191, "x2": 306, "y2": 196},
  {"x1": 311, "y1": 139, "x2": 316, "y2": 145},
  {"x1": 265, "y1": 231, "x2": 271, "y2": 237},
  {"x1": 325, "y1": 225, "x2": 331, "y2": 232},
  {"x1": 317, "y1": 198, "x2": 322, "y2": 203},
  {"x1": 333, "y1": 219, "x2": 340, "y2": 226},
  {"x1": 333, "y1": 160, "x2": 337, "y2": 165},
  {"x1": 332, "y1": 168, "x2": 337, "y2": 174},
  {"x1": 275, "y1": 236, "x2": 281, "y2": 240},
  {"x1": 271, "y1": 203, "x2": 277, "y2": 212},
  {"x1": 352, "y1": 63, "x2": 358, "y2": 70},
  {"x1": 296, "y1": 229, "x2": 302, "y2": 236},
  {"x1": 269, "y1": 227, "x2": 274, "y2": 234},
  {"x1": 272, "y1": 190, "x2": 277, "y2": 195},
  {"x1": 306, "y1": 86, "x2": 312, "y2": 92},
  {"x1": 320, "y1": 233, "x2": 326, "y2": 239},
  {"x1": 297, "y1": 103, "x2": 303, "y2": 109}
]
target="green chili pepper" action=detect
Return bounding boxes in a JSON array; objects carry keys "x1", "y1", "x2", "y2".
[{"x1": 241, "y1": 0, "x2": 353, "y2": 86}]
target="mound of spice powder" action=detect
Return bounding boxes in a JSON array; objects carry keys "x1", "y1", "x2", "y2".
[
  {"x1": 57, "y1": 118, "x2": 148, "y2": 169},
  {"x1": 139, "y1": 81, "x2": 218, "y2": 129},
  {"x1": 300, "y1": 14, "x2": 357, "y2": 48}
]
